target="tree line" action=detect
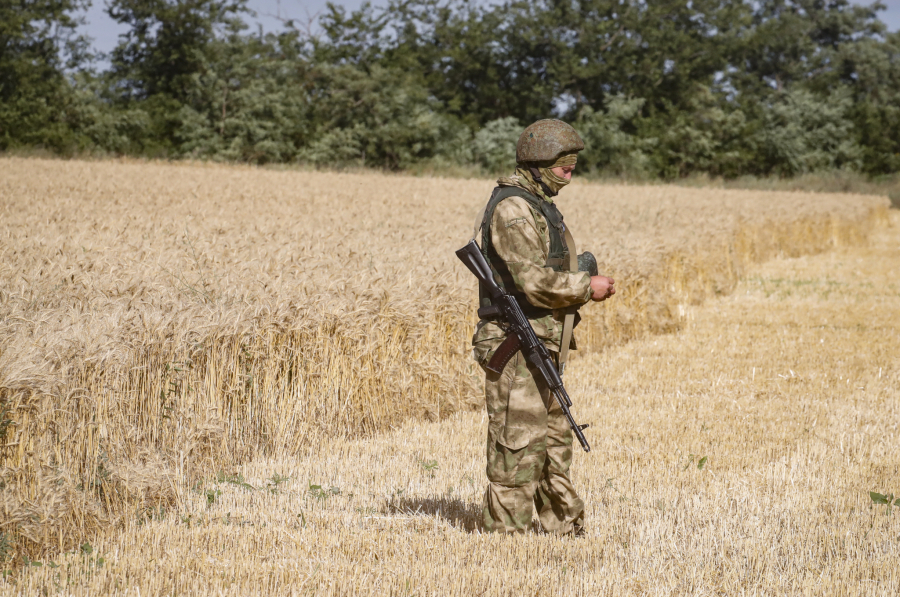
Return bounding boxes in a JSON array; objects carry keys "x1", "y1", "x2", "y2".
[{"x1": 3, "y1": 0, "x2": 900, "y2": 178}]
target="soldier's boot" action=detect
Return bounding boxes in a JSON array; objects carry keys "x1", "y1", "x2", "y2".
[{"x1": 533, "y1": 406, "x2": 585, "y2": 535}]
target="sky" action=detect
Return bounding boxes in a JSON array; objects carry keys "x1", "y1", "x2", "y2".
[
  {"x1": 81, "y1": 0, "x2": 900, "y2": 59},
  {"x1": 82, "y1": 0, "x2": 362, "y2": 55}
]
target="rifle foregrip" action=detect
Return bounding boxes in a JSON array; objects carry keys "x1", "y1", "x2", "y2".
[{"x1": 486, "y1": 333, "x2": 521, "y2": 374}]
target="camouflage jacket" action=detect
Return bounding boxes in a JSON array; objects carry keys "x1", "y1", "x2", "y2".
[{"x1": 472, "y1": 174, "x2": 592, "y2": 364}]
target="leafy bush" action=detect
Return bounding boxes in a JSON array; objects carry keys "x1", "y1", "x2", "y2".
[
  {"x1": 755, "y1": 88, "x2": 863, "y2": 176},
  {"x1": 473, "y1": 117, "x2": 521, "y2": 174},
  {"x1": 577, "y1": 95, "x2": 652, "y2": 178}
]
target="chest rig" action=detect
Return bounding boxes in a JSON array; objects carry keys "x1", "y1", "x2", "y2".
[{"x1": 478, "y1": 186, "x2": 571, "y2": 319}]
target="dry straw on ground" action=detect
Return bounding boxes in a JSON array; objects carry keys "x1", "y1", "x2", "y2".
[
  {"x1": 3, "y1": 192, "x2": 898, "y2": 596},
  {"x1": 0, "y1": 157, "x2": 890, "y2": 574}
]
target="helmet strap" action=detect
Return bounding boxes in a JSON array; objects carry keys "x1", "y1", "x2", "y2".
[{"x1": 529, "y1": 167, "x2": 557, "y2": 198}]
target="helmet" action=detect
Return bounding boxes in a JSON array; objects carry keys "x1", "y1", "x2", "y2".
[{"x1": 516, "y1": 119, "x2": 584, "y2": 163}]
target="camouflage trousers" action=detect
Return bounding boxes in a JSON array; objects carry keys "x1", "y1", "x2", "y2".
[{"x1": 480, "y1": 350, "x2": 585, "y2": 534}]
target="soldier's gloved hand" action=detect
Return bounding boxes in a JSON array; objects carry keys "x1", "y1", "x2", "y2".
[{"x1": 589, "y1": 275, "x2": 615, "y2": 302}]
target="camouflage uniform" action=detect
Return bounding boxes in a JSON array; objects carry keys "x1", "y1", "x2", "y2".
[{"x1": 473, "y1": 172, "x2": 592, "y2": 535}]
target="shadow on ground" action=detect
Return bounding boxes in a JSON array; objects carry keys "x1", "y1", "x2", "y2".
[{"x1": 385, "y1": 495, "x2": 482, "y2": 533}]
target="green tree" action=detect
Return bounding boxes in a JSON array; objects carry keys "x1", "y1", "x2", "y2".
[
  {"x1": 730, "y1": 0, "x2": 886, "y2": 97},
  {"x1": 576, "y1": 95, "x2": 652, "y2": 178},
  {"x1": 172, "y1": 29, "x2": 313, "y2": 162},
  {"x1": 105, "y1": 0, "x2": 250, "y2": 154},
  {"x1": 0, "y1": 0, "x2": 90, "y2": 149},
  {"x1": 316, "y1": 0, "x2": 557, "y2": 128},
  {"x1": 301, "y1": 64, "x2": 462, "y2": 169},
  {"x1": 838, "y1": 29, "x2": 900, "y2": 174},
  {"x1": 754, "y1": 87, "x2": 862, "y2": 175},
  {"x1": 107, "y1": 0, "x2": 247, "y2": 102}
]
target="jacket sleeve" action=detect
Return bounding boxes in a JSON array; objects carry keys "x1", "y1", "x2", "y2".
[{"x1": 490, "y1": 196, "x2": 592, "y2": 309}]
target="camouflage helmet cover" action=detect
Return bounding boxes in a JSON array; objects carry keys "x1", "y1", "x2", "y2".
[{"x1": 516, "y1": 119, "x2": 585, "y2": 163}]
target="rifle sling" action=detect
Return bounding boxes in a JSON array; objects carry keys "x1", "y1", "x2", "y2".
[{"x1": 557, "y1": 224, "x2": 579, "y2": 374}]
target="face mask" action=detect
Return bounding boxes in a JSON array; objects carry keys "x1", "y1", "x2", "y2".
[
  {"x1": 538, "y1": 166, "x2": 572, "y2": 194},
  {"x1": 519, "y1": 152, "x2": 578, "y2": 197}
]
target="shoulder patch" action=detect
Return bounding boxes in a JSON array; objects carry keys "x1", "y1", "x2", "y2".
[{"x1": 505, "y1": 217, "x2": 529, "y2": 228}]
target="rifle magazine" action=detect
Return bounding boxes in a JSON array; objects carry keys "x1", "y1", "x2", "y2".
[{"x1": 486, "y1": 333, "x2": 521, "y2": 374}]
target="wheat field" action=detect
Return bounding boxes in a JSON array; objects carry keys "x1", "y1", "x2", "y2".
[{"x1": 0, "y1": 157, "x2": 894, "y2": 594}]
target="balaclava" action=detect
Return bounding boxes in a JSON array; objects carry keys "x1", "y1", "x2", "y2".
[{"x1": 516, "y1": 151, "x2": 578, "y2": 198}]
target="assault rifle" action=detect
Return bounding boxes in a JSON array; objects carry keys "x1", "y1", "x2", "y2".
[{"x1": 456, "y1": 239, "x2": 591, "y2": 452}]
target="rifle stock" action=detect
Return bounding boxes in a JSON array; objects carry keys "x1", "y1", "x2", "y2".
[
  {"x1": 456, "y1": 239, "x2": 591, "y2": 452},
  {"x1": 455, "y1": 241, "x2": 501, "y2": 296}
]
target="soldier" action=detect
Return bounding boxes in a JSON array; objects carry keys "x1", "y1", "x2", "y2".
[{"x1": 471, "y1": 119, "x2": 615, "y2": 535}]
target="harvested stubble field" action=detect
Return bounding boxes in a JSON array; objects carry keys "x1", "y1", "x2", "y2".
[{"x1": 0, "y1": 157, "x2": 895, "y2": 594}]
